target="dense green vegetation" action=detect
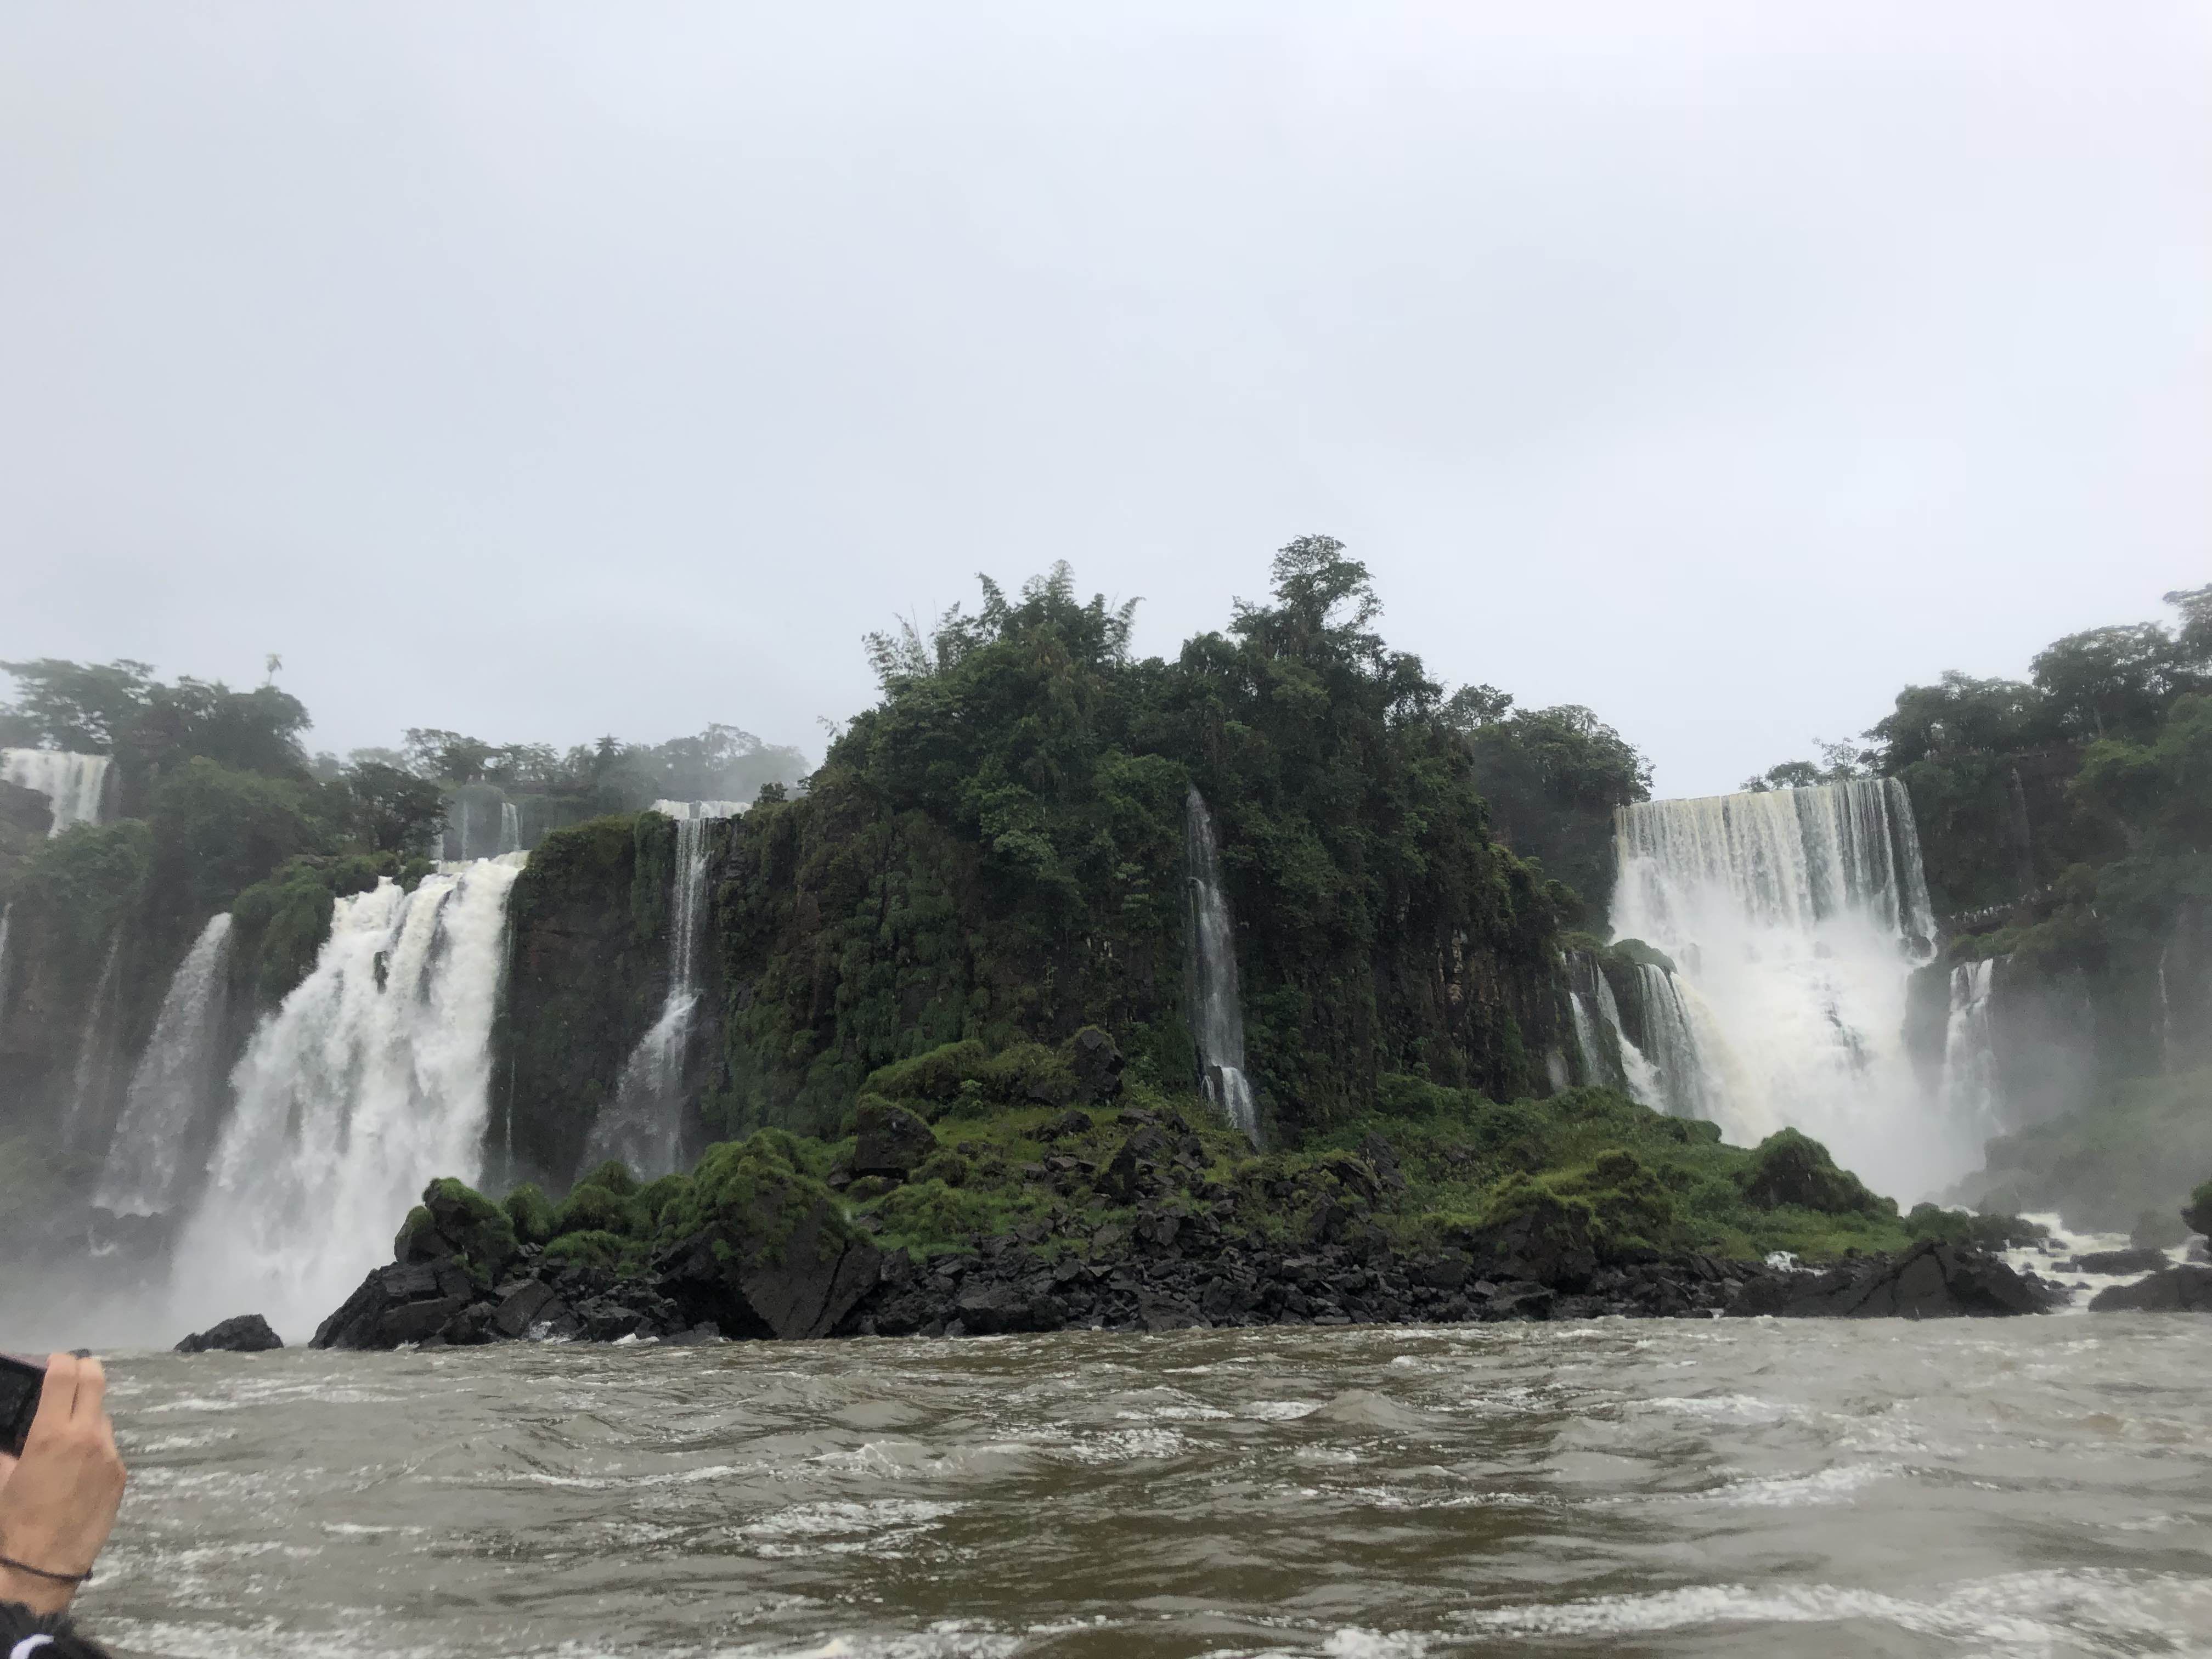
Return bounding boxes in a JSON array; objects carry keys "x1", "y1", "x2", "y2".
[
  {"x1": 457, "y1": 1069, "x2": 1933, "y2": 1282},
  {"x1": 687, "y1": 543, "x2": 1584, "y2": 1150}
]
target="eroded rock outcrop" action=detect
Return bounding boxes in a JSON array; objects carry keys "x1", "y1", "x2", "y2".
[{"x1": 175, "y1": 1313, "x2": 283, "y2": 1353}]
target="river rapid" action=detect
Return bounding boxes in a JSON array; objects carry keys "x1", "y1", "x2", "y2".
[{"x1": 80, "y1": 1317, "x2": 2212, "y2": 1658}]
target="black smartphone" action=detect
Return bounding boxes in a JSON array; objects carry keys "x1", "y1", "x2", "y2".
[{"x1": 0, "y1": 1353, "x2": 45, "y2": 1458}]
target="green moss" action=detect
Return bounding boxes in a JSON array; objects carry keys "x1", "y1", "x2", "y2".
[
  {"x1": 541, "y1": 1229, "x2": 638, "y2": 1272},
  {"x1": 1737, "y1": 1128, "x2": 1891, "y2": 1217},
  {"x1": 551, "y1": 1182, "x2": 642, "y2": 1240},
  {"x1": 503, "y1": 1182, "x2": 556, "y2": 1246},
  {"x1": 574, "y1": 1160, "x2": 639, "y2": 1199}
]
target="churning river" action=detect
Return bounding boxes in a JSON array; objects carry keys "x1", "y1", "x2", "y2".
[{"x1": 84, "y1": 1318, "x2": 2212, "y2": 1658}]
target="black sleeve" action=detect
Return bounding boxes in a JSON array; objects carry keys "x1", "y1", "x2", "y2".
[{"x1": 0, "y1": 1600, "x2": 114, "y2": 1658}]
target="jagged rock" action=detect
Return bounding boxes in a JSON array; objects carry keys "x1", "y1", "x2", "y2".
[
  {"x1": 852, "y1": 1101, "x2": 936, "y2": 1181},
  {"x1": 2089, "y1": 1265, "x2": 2212, "y2": 1313},
  {"x1": 1101, "y1": 1127, "x2": 1170, "y2": 1204},
  {"x1": 492, "y1": 1280, "x2": 558, "y2": 1338},
  {"x1": 174, "y1": 1313, "x2": 283, "y2": 1354},
  {"x1": 1042, "y1": 1109, "x2": 1094, "y2": 1141},
  {"x1": 1066, "y1": 1028, "x2": 1125, "y2": 1103},
  {"x1": 313, "y1": 1259, "x2": 481, "y2": 1349},
  {"x1": 1357, "y1": 1133, "x2": 1407, "y2": 1194},
  {"x1": 1730, "y1": 1240, "x2": 2056, "y2": 1319}
]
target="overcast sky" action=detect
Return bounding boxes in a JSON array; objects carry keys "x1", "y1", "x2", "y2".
[{"x1": 2, "y1": 3, "x2": 2204, "y2": 797}]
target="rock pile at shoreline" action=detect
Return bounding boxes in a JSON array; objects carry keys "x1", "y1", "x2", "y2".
[{"x1": 308, "y1": 1163, "x2": 2064, "y2": 1351}]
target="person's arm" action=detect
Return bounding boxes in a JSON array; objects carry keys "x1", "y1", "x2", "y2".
[{"x1": 0, "y1": 1355, "x2": 127, "y2": 1656}]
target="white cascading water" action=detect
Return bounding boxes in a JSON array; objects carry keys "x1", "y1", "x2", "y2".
[
  {"x1": 2, "y1": 748, "x2": 112, "y2": 834},
  {"x1": 1591, "y1": 967, "x2": 1666, "y2": 1110},
  {"x1": 1184, "y1": 788, "x2": 1259, "y2": 1145},
  {"x1": 498, "y1": 800, "x2": 521, "y2": 855},
  {"x1": 94, "y1": 913, "x2": 235, "y2": 1216},
  {"x1": 585, "y1": 803, "x2": 739, "y2": 1178},
  {"x1": 1611, "y1": 777, "x2": 1944, "y2": 1200},
  {"x1": 0, "y1": 905, "x2": 13, "y2": 1023},
  {"x1": 1936, "y1": 959, "x2": 2000, "y2": 1144},
  {"x1": 168, "y1": 857, "x2": 524, "y2": 1341},
  {"x1": 1568, "y1": 992, "x2": 1603, "y2": 1086}
]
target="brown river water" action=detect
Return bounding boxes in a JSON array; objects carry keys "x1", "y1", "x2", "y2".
[{"x1": 80, "y1": 1317, "x2": 2212, "y2": 1658}]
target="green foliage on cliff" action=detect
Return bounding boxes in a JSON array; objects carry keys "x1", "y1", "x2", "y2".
[
  {"x1": 703, "y1": 541, "x2": 1575, "y2": 1150},
  {"x1": 1450, "y1": 694, "x2": 1651, "y2": 919}
]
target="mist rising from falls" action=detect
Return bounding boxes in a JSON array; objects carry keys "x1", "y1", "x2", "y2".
[
  {"x1": 2, "y1": 748, "x2": 111, "y2": 834},
  {"x1": 1611, "y1": 778, "x2": 1946, "y2": 1201},
  {"x1": 1185, "y1": 788, "x2": 1259, "y2": 1145},
  {"x1": 95, "y1": 914, "x2": 235, "y2": 1217},
  {"x1": 586, "y1": 804, "x2": 736, "y2": 1178},
  {"x1": 169, "y1": 857, "x2": 524, "y2": 1341}
]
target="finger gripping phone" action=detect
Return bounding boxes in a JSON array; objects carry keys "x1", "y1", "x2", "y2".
[{"x1": 0, "y1": 1353, "x2": 45, "y2": 1458}]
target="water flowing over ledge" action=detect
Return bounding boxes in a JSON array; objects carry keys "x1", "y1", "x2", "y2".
[
  {"x1": 2, "y1": 746, "x2": 112, "y2": 833},
  {"x1": 587, "y1": 802, "x2": 743, "y2": 1178},
  {"x1": 95, "y1": 912, "x2": 235, "y2": 1217},
  {"x1": 168, "y1": 856, "x2": 526, "y2": 1341},
  {"x1": 1606, "y1": 778, "x2": 1956, "y2": 1201}
]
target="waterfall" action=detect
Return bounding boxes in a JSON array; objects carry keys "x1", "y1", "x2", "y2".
[
  {"x1": 2, "y1": 748, "x2": 112, "y2": 834},
  {"x1": 0, "y1": 905, "x2": 13, "y2": 1022},
  {"x1": 94, "y1": 914, "x2": 235, "y2": 1216},
  {"x1": 1184, "y1": 788, "x2": 1259, "y2": 1145},
  {"x1": 1592, "y1": 966, "x2": 1666, "y2": 1110},
  {"x1": 168, "y1": 856, "x2": 524, "y2": 1341},
  {"x1": 66, "y1": 934, "x2": 126, "y2": 1144},
  {"x1": 498, "y1": 800, "x2": 521, "y2": 855},
  {"x1": 585, "y1": 803, "x2": 739, "y2": 1178},
  {"x1": 1936, "y1": 958, "x2": 2000, "y2": 1150},
  {"x1": 1568, "y1": 992, "x2": 1602, "y2": 1086},
  {"x1": 1611, "y1": 777, "x2": 1944, "y2": 1200}
]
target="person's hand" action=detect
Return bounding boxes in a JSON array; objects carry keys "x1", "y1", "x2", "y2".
[{"x1": 0, "y1": 1355, "x2": 127, "y2": 1617}]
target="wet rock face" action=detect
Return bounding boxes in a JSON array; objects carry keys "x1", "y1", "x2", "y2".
[
  {"x1": 175, "y1": 1313, "x2": 283, "y2": 1354},
  {"x1": 1729, "y1": 1240, "x2": 2060, "y2": 1319},
  {"x1": 2089, "y1": 1265, "x2": 2212, "y2": 1313}
]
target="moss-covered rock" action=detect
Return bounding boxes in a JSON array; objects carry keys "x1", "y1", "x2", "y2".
[
  {"x1": 655, "y1": 1133, "x2": 881, "y2": 1339},
  {"x1": 1739, "y1": 1130, "x2": 1890, "y2": 1217},
  {"x1": 502, "y1": 1182, "x2": 556, "y2": 1246}
]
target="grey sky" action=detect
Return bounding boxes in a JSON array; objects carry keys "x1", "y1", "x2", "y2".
[{"x1": 2, "y1": 2, "x2": 2204, "y2": 798}]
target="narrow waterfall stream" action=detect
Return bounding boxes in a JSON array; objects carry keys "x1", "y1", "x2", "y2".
[
  {"x1": 168, "y1": 857, "x2": 525, "y2": 1341},
  {"x1": 94, "y1": 913, "x2": 235, "y2": 1216},
  {"x1": 2, "y1": 746, "x2": 112, "y2": 833},
  {"x1": 1937, "y1": 958, "x2": 2000, "y2": 1134},
  {"x1": 1610, "y1": 778, "x2": 1948, "y2": 1199},
  {"x1": 1185, "y1": 788, "x2": 1259, "y2": 1144},
  {"x1": 585, "y1": 804, "x2": 732, "y2": 1178},
  {"x1": 66, "y1": 933, "x2": 126, "y2": 1143}
]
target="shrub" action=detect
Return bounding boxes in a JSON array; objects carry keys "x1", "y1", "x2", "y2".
[
  {"x1": 503, "y1": 1182, "x2": 555, "y2": 1246},
  {"x1": 1739, "y1": 1129, "x2": 1889, "y2": 1216}
]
